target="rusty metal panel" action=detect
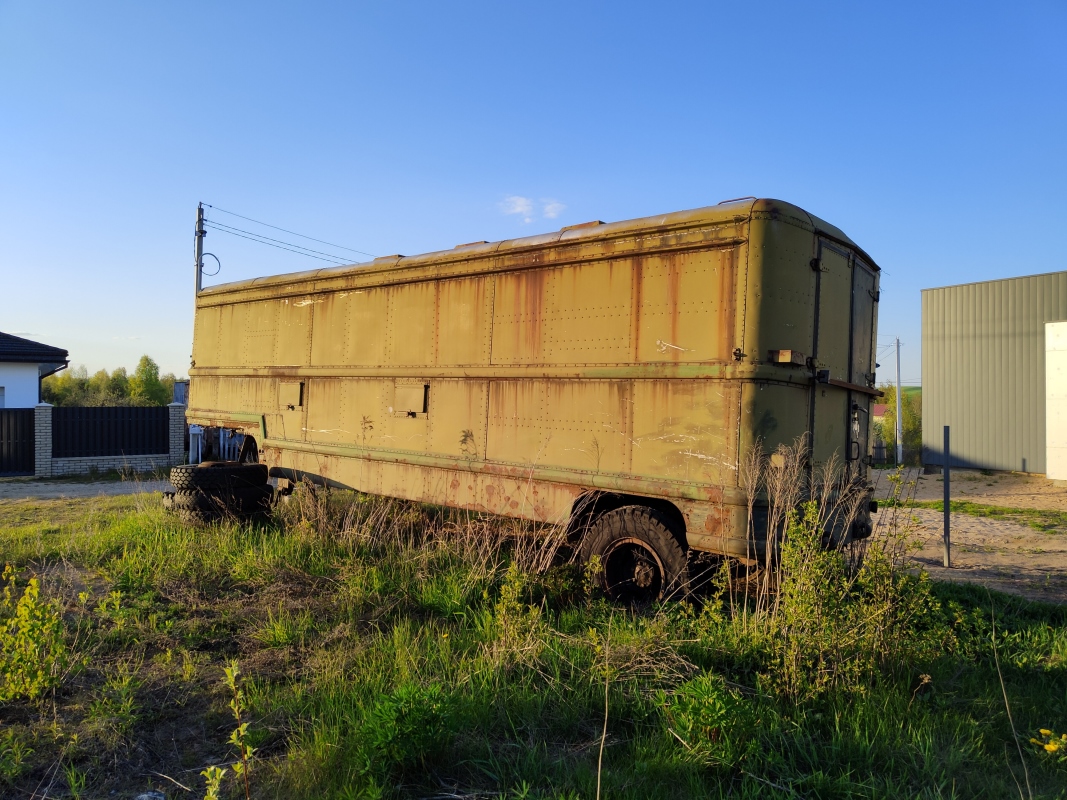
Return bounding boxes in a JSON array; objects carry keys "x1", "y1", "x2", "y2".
[
  {"x1": 387, "y1": 282, "x2": 436, "y2": 366},
  {"x1": 483, "y1": 377, "x2": 649, "y2": 475},
  {"x1": 743, "y1": 216, "x2": 815, "y2": 366},
  {"x1": 490, "y1": 270, "x2": 550, "y2": 364},
  {"x1": 309, "y1": 293, "x2": 348, "y2": 366},
  {"x1": 539, "y1": 380, "x2": 633, "y2": 472},
  {"x1": 631, "y1": 379, "x2": 740, "y2": 486},
  {"x1": 239, "y1": 301, "x2": 280, "y2": 367},
  {"x1": 436, "y1": 277, "x2": 494, "y2": 366},
  {"x1": 191, "y1": 305, "x2": 222, "y2": 368},
  {"x1": 739, "y1": 382, "x2": 811, "y2": 456},
  {"x1": 276, "y1": 299, "x2": 312, "y2": 366},
  {"x1": 426, "y1": 379, "x2": 489, "y2": 459},
  {"x1": 188, "y1": 374, "x2": 218, "y2": 413},
  {"x1": 305, "y1": 377, "x2": 384, "y2": 445},
  {"x1": 544, "y1": 261, "x2": 633, "y2": 364},
  {"x1": 485, "y1": 380, "x2": 549, "y2": 463},
  {"x1": 635, "y1": 249, "x2": 739, "y2": 363}
]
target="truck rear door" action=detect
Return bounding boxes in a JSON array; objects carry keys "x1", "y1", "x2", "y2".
[{"x1": 811, "y1": 240, "x2": 878, "y2": 479}]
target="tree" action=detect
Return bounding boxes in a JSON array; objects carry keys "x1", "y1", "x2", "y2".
[
  {"x1": 128, "y1": 356, "x2": 170, "y2": 406},
  {"x1": 42, "y1": 357, "x2": 180, "y2": 406},
  {"x1": 875, "y1": 384, "x2": 922, "y2": 464},
  {"x1": 108, "y1": 367, "x2": 129, "y2": 399},
  {"x1": 41, "y1": 365, "x2": 89, "y2": 406}
]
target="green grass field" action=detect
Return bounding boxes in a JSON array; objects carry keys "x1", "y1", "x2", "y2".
[{"x1": 1, "y1": 488, "x2": 1065, "y2": 799}]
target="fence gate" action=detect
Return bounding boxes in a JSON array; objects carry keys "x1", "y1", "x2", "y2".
[{"x1": 0, "y1": 409, "x2": 35, "y2": 476}]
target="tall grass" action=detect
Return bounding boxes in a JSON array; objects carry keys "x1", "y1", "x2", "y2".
[{"x1": 0, "y1": 464, "x2": 1064, "y2": 798}]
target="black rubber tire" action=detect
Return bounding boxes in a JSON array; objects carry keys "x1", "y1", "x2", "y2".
[
  {"x1": 580, "y1": 505, "x2": 689, "y2": 603},
  {"x1": 170, "y1": 462, "x2": 269, "y2": 491},
  {"x1": 165, "y1": 485, "x2": 274, "y2": 521}
]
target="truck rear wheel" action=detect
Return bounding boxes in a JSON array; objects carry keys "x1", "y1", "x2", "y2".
[{"x1": 581, "y1": 505, "x2": 688, "y2": 603}]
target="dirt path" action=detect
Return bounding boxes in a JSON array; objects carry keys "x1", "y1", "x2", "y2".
[{"x1": 0, "y1": 478, "x2": 172, "y2": 500}]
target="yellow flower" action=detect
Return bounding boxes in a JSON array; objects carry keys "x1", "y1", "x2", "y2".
[
  {"x1": 1045, "y1": 743, "x2": 1060, "y2": 753},
  {"x1": 1039, "y1": 728, "x2": 1052, "y2": 736},
  {"x1": 1031, "y1": 738, "x2": 1042, "y2": 745}
]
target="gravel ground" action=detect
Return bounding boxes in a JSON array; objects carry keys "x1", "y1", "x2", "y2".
[{"x1": 0, "y1": 478, "x2": 172, "y2": 500}]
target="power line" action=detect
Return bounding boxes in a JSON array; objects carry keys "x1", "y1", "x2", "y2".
[
  {"x1": 204, "y1": 220, "x2": 357, "y2": 263},
  {"x1": 204, "y1": 203, "x2": 376, "y2": 258},
  {"x1": 202, "y1": 223, "x2": 349, "y2": 265}
]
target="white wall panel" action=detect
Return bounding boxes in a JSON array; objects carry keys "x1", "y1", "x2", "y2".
[
  {"x1": 0, "y1": 363, "x2": 41, "y2": 408},
  {"x1": 1046, "y1": 322, "x2": 1067, "y2": 480}
]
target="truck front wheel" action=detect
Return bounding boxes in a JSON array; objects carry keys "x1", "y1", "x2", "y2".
[{"x1": 581, "y1": 505, "x2": 688, "y2": 603}]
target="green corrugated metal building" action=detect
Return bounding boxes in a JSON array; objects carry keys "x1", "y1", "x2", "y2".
[{"x1": 921, "y1": 271, "x2": 1067, "y2": 473}]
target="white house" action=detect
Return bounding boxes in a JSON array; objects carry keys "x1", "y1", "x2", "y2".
[{"x1": 0, "y1": 332, "x2": 69, "y2": 408}]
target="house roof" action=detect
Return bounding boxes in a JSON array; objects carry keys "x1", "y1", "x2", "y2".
[
  {"x1": 0, "y1": 332, "x2": 69, "y2": 365},
  {"x1": 872, "y1": 404, "x2": 888, "y2": 417}
]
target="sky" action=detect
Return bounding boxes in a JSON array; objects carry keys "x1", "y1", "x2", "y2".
[{"x1": 2, "y1": 1, "x2": 1065, "y2": 384}]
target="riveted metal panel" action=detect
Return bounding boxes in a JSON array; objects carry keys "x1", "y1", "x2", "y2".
[
  {"x1": 437, "y1": 277, "x2": 494, "y2": 366},
  {"x1": 922, "y1": 271, "x2": 1067, "y2": 473},
  {"x1": 635, "y1": 249, "x2": 739, "y2": 363}
]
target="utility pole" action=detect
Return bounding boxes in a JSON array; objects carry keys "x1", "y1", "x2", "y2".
[
  {"x1": 943, "y1": 425, "x2": 951, "y2": 568},
  {"x1": 194, "y1": 202, "x2": 205, "y2": 296},
  {"x1": 896, "y1": 337, "x2": 904, "y2": 462}
]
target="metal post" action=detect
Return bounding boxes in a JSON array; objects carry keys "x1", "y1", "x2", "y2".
[
  {"x1": 895, "y1": 337, "x2": 903, "y2": 464},
  {"x1": 943, "y1": 425, "x2": 951, "y2": 568},
  {"x1": 194, "y1": 202, "x2": 205, "y2": 295}
]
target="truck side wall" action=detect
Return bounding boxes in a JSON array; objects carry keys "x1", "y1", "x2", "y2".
[{"x1": 189, "y1": 207, "x2": 869, "y2": 556}]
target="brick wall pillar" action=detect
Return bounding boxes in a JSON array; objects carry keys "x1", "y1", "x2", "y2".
[
  {"x1": 168, "y1": 403, "x2": 187, "y2": 466},
  {"x1": 34, "y1": 403, "x2": 53, "y2": 478}
]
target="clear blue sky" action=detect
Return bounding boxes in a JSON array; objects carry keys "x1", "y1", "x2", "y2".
[{"x1": 2, "y1": 1, "x2": 1064, "y2": 384}]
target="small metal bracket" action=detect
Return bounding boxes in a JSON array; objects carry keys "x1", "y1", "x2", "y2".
[{"x1": 809, "y1": 257, "x2": 822, "y2": 271}]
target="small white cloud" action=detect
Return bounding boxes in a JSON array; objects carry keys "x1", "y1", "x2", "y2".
[
  {"x1": 500, "y1": 195, "x2": 534, "y2": 223},
  {"x1": 541, "y1": 199, "x2": 566, "y2": 219}
]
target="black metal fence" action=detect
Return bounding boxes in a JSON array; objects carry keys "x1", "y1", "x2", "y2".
[
  {"x1": 0, "y1": 409, "x2": 35, "y2": 475},
  {"x1": 52, "y1": 407, "x2": 169, "y2": 458}
]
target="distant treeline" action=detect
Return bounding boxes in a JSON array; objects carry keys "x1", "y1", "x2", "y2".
[{"x1": 42, "y1": 356, "x2": 184, "y2": 407}]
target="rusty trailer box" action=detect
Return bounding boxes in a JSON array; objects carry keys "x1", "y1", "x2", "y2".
[{"x1": 187, "y1": 198, "x2": 880, "y2": 559}]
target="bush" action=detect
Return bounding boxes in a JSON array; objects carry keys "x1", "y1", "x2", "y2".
[
  {"x1": 666, "y1": 673, "x2": 757, "y2": 770},
  {"x1": 0, "y1": 566, "x2": 69, "y2": 702}
]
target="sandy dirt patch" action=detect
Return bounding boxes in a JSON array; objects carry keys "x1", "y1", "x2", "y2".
[
  {"x1": 903, "y1": 468, "x2": 1067, "y2": 512},
  {"x1": 871, "y1": 468, "x2": 1067, "y2": 605},
  {"x1": 881, "y1": 506, "x2": 1067, "y2": 605}
]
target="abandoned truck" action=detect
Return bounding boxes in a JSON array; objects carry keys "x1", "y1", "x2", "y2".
[{"x1": 182, "y1": 198, "x2": 880, "y2": 600}]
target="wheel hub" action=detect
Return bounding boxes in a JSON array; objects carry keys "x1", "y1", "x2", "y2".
[
  {"x1": 632, "y1": 558, "x2": 655, "y2": 588},
  {"x1": 602, "y1": 537, "x2": 666, "y2": 603}
]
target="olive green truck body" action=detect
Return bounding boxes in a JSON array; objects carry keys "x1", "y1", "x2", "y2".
[{"x1": 187, "y1": 198, "x2": 880, "y2": 558}]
